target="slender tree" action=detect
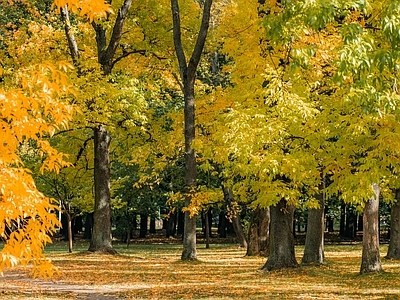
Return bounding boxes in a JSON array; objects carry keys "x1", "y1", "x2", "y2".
[
  {"x1": 360, "y1": 184, "x2": 382, "y2": 274},
  {"x1": 170, "y1": 0, "x2": 213, "y2": 260},
  {"x1": 60, "y1": 0, "x2": 133, "y2": 253},
  {"x1": 386, "y1": 190, "x2": 400, "y2": 259}
]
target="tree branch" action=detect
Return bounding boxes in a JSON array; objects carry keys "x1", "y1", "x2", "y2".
[
  {"x1": 187, "y1": 0, "x2": 213, "y2": 81},
  {"x1": 74, "y1": 136, "x2": 94, "y2": 166},
  {"x1": 60, "y1": 5, "x2": 80, "y2": 68},
  {"x1": 170, "y1": 0, "x2": 188, "y2": 82},
  {"x1": 112, "y1": 49, "x2": 147, "y2": 67},
  {"x1": 102, "y1": 0, "x2": 133, "y2": 73}
]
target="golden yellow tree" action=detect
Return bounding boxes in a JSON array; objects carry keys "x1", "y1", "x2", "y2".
[
  {"x1": 0, "y1": 63, "x2": 74, "y2": 278},
  {"x1": 0, "y1": 0, "x2": 111, "y2": 277}
]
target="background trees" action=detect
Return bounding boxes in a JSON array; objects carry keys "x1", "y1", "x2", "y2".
[{"x1": 4, "y1": 0, "x2": 400, "y2": 278}]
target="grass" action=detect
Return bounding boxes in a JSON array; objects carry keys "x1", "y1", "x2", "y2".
[{"x1": 1, "y1": 241, "x2": 400, "y2": 299}]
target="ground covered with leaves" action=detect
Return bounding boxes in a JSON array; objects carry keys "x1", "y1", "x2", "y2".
[{"x1": 1, "y1": 240, "x2": 400, "y2": 299}]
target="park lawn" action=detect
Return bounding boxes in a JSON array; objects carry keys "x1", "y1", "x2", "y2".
[{"x1": 1, "y1": 242, "x2": 400, "y2": 299}]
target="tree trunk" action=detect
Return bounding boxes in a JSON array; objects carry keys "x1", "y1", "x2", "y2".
[
  {"x1": 139, "y1": 213, "x2": 148, "y2": 238},
  {"x1": 166, "y1": 211, "x2": 176, "y2": 238},
  {"x1": 360, "y1": 183, "x2": 382, "y2": 274},
  {"x1": 247, "y1": 207, "x2": 270, "y2": 256},
  {"x1": 386, "y1": 189, "x2": 400, "y2": 259},
  {"x1": 83, "y1": 213, "x2": 93, "y2": 240},
  {"x1": 88, "y1": 125, "x2": 116, "y2": 254},
  {"x1": 205, "y1": 209, "x2": 210, "y2": 249},
  {"x1": 247, "y1": 209, "x2": 260, "y2": 256},
  {"x1": 150, "y1": 217, "x2": 156, "y2": 234},
  {"x1": 345, "y1": 209, "x2": 357, "y2": 239},
  {"x1": 340, "y1": 203, "x2": 346, "y2": 237},
  {"x1": 223, "y1": 186, "x2": 247, "y2": 248},
  {"x1": 218, "y1": 211, "x2": 227, "y2": 238},
  {"x1": 302, "y1": 186, "x2": 325, "y2": 265},
  {"x1": 259, "y1": 207, "x2": 270, "y2": 256},
  {"x1": 170, "y1": 0, "x2": 212, "y2": 260},
  {"x1": 176, "y1": 210, "x2": 185, "y2": 236},
  {"x1": 180, "y1": 84, "x2": 197, "y2": 259},
  {"x1": 67, "y1": 214, "x2": 73, "y2": 253},
  {"x1": 126, "y1": 212, "x2": 131, "y2": 248},
  {"x1": 358, "y1": 214, "x2": 363, "y2": 232},
  {"x1": 74, "y1": 215, "x2": 83, "y2": 234},
  {"x1": 262, "y1": 199, "x2": 298, "y2": 271}
]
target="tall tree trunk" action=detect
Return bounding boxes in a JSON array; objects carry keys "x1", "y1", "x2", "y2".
[
  {"x1": 88, "y1": 125, "x2": 116, "y2": 254},
  {"x1": 386, "y1": 189, "x2": 400, "y2": 259},
  {"x1": 340, "y1": 203, "x2": 346, "y2": 237},
  {"x1": 247, "y1": 210, "x2": 259, "y2": 256},
  {"x1": 177, "y1": 210, "x2": 184, "y2": 236},
  {"x1": 139, "y1": 213, "x2": 148, "y2": 238},
  {"x1": 83, "y1": 213, "x2": 93, "y2": 240},
  {"x1": 170, "y1": 0, "x2": 213, "y2": 260},
  {"x1": 67, "y1": 214, "x2": 73, "y2": 253},
  {"x1": 346, "y1": 209, "x2": 357, "y2": 239},
  {"x1": 166, "y1": 211, "x2": 177, "y2": 238},
  {"x1": 360, "y1": 183, "x2": 382, "y2": 274},
  {"x1": 223, "y1": 186, "x2": 247, "y2": 248},
  {"x1": 74, "y1": 215, "x2": 83, "y2": 234},
  {"x1": 218, "y1": 211, "x2": 227, "y2": 238},
  {"x1": 247, "y1": 207, "x2": 270, "y2": 256},
  {"x1": 62, "y1": 1, "x2": 133, "y2": 255},
  {"x1": 205, "y1": 209, "x2": 210, "y2": 249},
  {"x1": 126, "y1": 212, "x2": 131, "y2": 248},
  {"x1": 302, "y1": 185, "x2": 325, "y2": 264},
  {"x1": 262, "y1": 199, "x2": 298, "y2": 271},
  {"x1": 259, "y1": 207, "x2": 270, "y2": 256},
  {"x1": 150, "y1": 217, "x2": 156, "y2": 234}
]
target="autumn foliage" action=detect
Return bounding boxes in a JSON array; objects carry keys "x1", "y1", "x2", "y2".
[
  {"x1": 0, "y1": 0, "x2": 108, "y2": 277},
  {"x1": 0, "y1": 63, "x2": 74, "y2": 277}
]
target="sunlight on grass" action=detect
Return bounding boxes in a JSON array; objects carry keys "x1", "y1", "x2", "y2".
[{"x1": 1, "y1": 242, "x2": 400, "y2": 299}]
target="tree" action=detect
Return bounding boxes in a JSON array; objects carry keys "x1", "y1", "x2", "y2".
[
  {"x1": 170, "y1": 0, "x2": 213, "y2": 260},
  {"x1": 247, "y1": 206, "x2": 270, "y2": 257},
  {"x1": 302, "y1": 176, "x2": 325, "y2": 265},
  {"x1": 262, "y1": 200, "x2": 298, "y2": 271},
  {"x1": 0, "y1": 62, "x2": 74, "y2": 277},
  {"x1": 58, "y1": 0, "x2": 136, "y2": 253},
  {"x1": 223, "y1": 186, "x2": 247, "y2": 248},
  {"x1": 0, "y1": 0, "x2": 119, "y2": 276},
  {"x1": 360, "y1": 184, "x2": 382, "y2": 273},
  {"x1": 386, "y1": 190, "x2": 400, "y2": 259}
]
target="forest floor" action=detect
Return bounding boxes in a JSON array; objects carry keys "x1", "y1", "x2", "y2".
[{"x1": 1, "y1": 233, "x2": 400, "y2": 299}]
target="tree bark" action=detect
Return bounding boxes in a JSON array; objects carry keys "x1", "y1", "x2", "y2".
[
  {"x1": 360, "y1": 183, "x2": 382, "y2": 274},
  {"x1": 218, "y1": 211, "x2": 227, "y2": 238},
  {"x1": 126, "y1": 212, "x2": 131, "y2": 247},
  {"x1": 205, "y1": 209, "x2": 210, "y2": 249},
  {"x1": 247, "y1": 207, "x2": 270, "y2": 256},
  {"x1": 150, "y1": 217, "x2": 156, "y2": 234},
  {"x1": 61, "y1": 1, "x2": 133, "y2": 255},
  {"x1": 223, "y1": 186, "x2": 247, "y2": 248},
  {"x1": 139, "y1": 213, "x2": 148, "y2": 238},
  {"x1": 386, "y1": 189, "x2": 400, "y2": 259},
  {"x1": 345, "y1": 208, "x2": 357, "y2": 239},
  {"x1": 83, "y1": 213, "x2": 93, "y2": 240},
  {"x1": 166, "y1": 211, "x2": 177, "y2": 238},
  {"x1": 259, "y1": 207, "x2": 270, "y2": 256},
  {"x1": 170, "y1": 0, "x2": 213, "y2": 260},
  {"x1": 67, "y1": 214, "x2": 73, "y2": 253},
  {"x1": 302, "y1": 188, "x2": 325, "y2": 264},
  {"x1": 88, "y1": 125, "x2": 116, "y2": 254},
  {"x1": 340, "y1": 203, "x2": 346, "y2": 236},
  {"x1": 262, "y1": 199, "x2": 298, "y2": 271}
]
